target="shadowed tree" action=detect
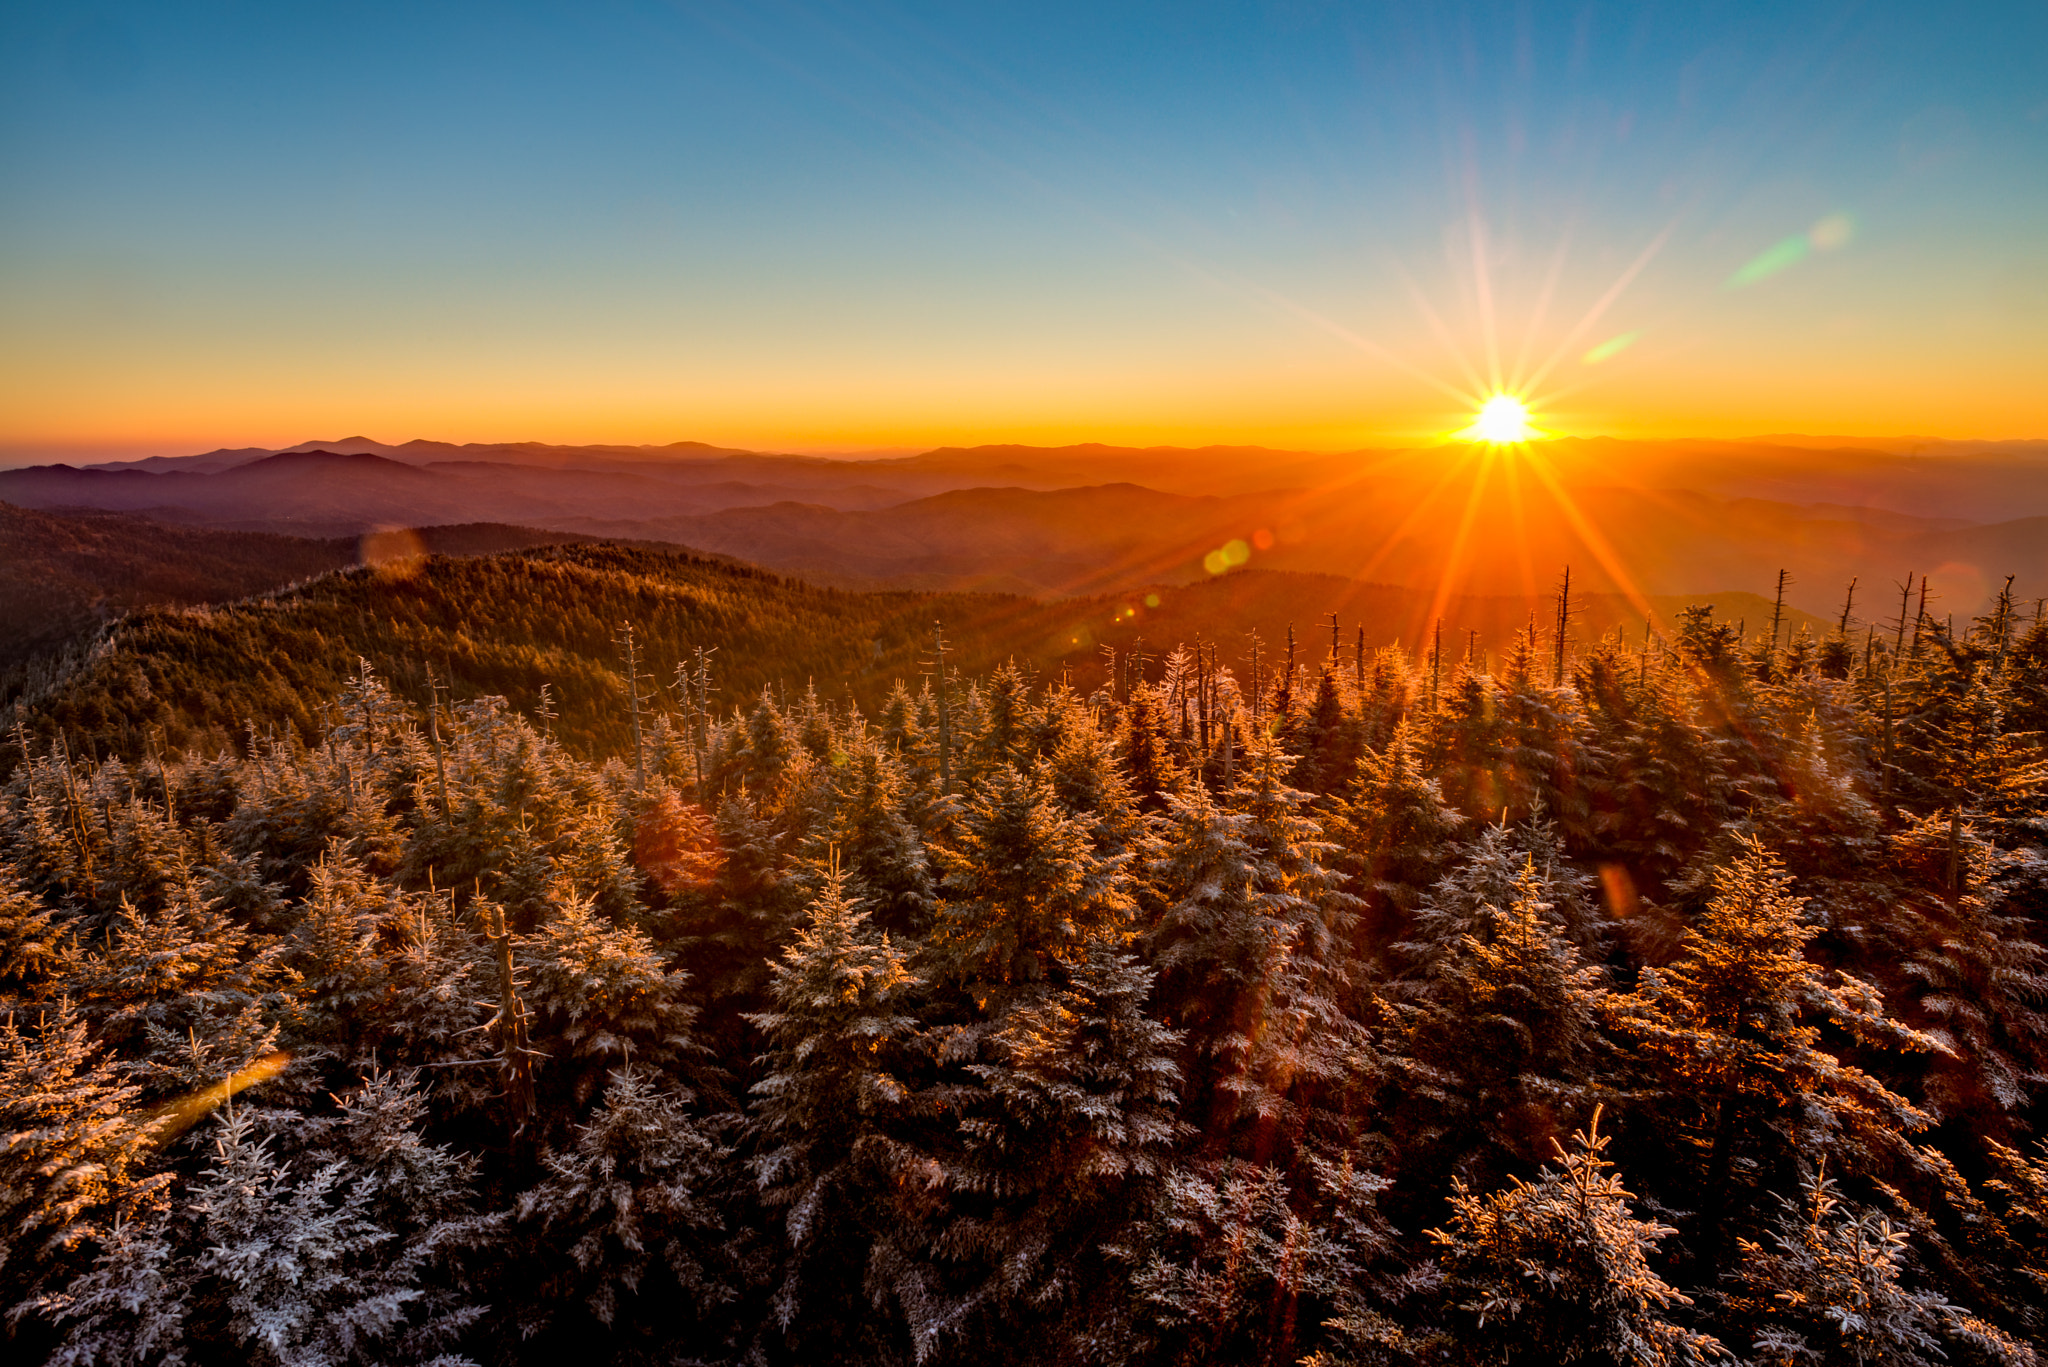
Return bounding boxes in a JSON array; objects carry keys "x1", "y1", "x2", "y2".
[
  {"x1": 746, "y1": 865, "x2": 921, "y2": 1361},
  {"x1": 1607, "y1": 838, "x2": 1936, "y2": 1277},
  {"x1": 1729, "y1": 1165, "x2": 2035, "y2": 1367},
  {"x1": 1428, "y1": 1109, "x2": 1729, "y2": 1366}
]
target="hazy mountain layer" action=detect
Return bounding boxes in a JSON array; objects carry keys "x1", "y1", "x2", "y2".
[{"x1": 5, "y1": 438, "x2": 2044, "y2": 618}]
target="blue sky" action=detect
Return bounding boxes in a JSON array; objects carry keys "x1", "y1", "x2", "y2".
[{"x1": 3, "y1": 0, "x2": 2044, "y2": 454}]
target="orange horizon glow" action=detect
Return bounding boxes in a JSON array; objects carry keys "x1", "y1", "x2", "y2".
[
  {"x1": 8, "y1": 398, "x2": 2045, "y2": 467},
  {"x1": 6, "y1": 287, "x2": 2046, "y2": 463}
]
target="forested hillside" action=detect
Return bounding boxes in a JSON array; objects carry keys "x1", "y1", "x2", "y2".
[
  {"x1": 2, "y1": 538, "x2": 1831, "y2": 778},
  {"x1": 0, "y1": 544, "x2": 1100, "y2": 767},
  {"x1": 0, "y1": 505, "x2": 348, "y2": 675},
  {"x1": 0, "y1": 503, "x2": 604, "y2": 712},
  {"x1": 3, "y1": 570, "x2": 2045, "y2": 1364}
]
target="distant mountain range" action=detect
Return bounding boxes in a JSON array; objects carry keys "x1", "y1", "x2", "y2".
[{"x1": 3, "y1": 436, "x2": 2044, "y2": 620}]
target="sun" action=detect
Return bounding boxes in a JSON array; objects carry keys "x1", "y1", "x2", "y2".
[{"x1": 1461, "y1": 394, "x2": 1536, "y2": 443}]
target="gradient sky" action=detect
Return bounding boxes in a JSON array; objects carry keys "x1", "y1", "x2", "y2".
[{"x1": 3, "y1": 0, "x2": 2045, "y2": 459}]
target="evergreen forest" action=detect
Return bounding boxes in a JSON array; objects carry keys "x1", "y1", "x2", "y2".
[{"x1": 4, "y1": 555, "x2": 2048, "y2": 1366}]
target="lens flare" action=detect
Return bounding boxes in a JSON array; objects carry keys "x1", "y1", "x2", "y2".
[{"x1": 143, "y1": 1051, "x2": 293, "y2": 1142}]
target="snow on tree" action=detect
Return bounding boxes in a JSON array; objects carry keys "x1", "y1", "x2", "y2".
[
  {"x1": 514, "y1": 888, "x2": 700, "y2": 1106},
  {"x1": 289, "y1": 846, "x2": 394, "y2": 1062},
  {"x1": 798, "y1": 747, "x2": 936, "y2": 940},
  {"x1": 46, "y1": 1103, "x2": 456, "y2": 1367},
  {"x1": 1730, "y1": 1165, "x2": 2035, "y2": 1366},
  {"x1": 928, "y1": 762, "x2": 1135, "y2": 994},
  {"x1": 66, "y1": 878, "x2": 292, "y2": 1096},
  {"x1": 1395, "y1": 817, "x2": 1600, "y2": 978},
  {"x1": 0, "y1": 865, "x2": 70, "y2": 1005},
  {"x1": 510, "y1": 1066, "x2": 739, "y2": 1358},
  {"x1": 1326, "y1": 719, "x2": 1463, "y2": 960},
  {"x1": 1607, "y1": 837, "x2": 1937, "y2": 1275},
  {"x1": 1890, "y1": 824, "x2": 2048, "y2": 1122},
  {"x1": 1427, "y1": 1108, "x2": 1729, "y2": 1365},
  {"x1": 1127, "y1": 1153, "x2": 1402, "y2": 1367},
  {"x1": 746, "y1": 864, "x2": 920, "y2": 1345},
  {"x1": 1389, "y1": 854, "x2": 1612, "y2": 1181},
  {"x1": 0, "y1": 1000, "x2": 168, "y2": 1317},
  {"x1": 902, "y1": 940, "x2": 1183, "y2": 1357}
]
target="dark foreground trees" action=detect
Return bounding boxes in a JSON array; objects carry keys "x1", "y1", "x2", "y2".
[{"x1": 2, "y1": 600, "x2": 2045, "y2": 1364}]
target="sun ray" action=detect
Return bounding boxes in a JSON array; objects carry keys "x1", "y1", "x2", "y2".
[
  {"x1": 1388, "y1": 259, "x2": 1492, "y2": 404},
  {"x1": 1353, "y1": 446, "x2": 1482, "y2": 584},
  {"x1": 1499, "y1": 449, "x2": 1539, "y2": 602},
  {"x1": 1467, "y1": 211, "x2": 1505, "y2": 395},
  {"x1": 1509, "y1": 218, "x2": 1580, "y2": 393},
  {"x1": 1422, "y1": 449, "x2": 1499, "y2": 648},
  {"x1": 1253, "y1": 286, "x2": 1480, "y2": 408},
  {"x1": 1517, "y1": 446, "x2": 1659, "y2": 623},
  {"x1": 1522, "y1": 216, "x2": 1680, "y2": 396}
]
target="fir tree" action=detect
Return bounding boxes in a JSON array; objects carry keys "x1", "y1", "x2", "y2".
[
  {"x1": 921, "y1": 941, "x2": 1184, "y2": 1357},
  {"x1": 1427, "y1": 1109, "x2": 1728, "y2": 1365},
  {"x1": 1326, "y1": 720, "x2": 1463, "y2": 961},
  {"x1": 1730, "y1": 1166, "x2": 2034, "y2": 1366},
  {"x1": 0, "y1": 1000, "x2": 169, "y2": 1317},
  {"x1": 1607, "y1": 838, "x2": 1935, "y2": 1275},
  {"x1": 510, "y1": 1067, "x2": 740, "y2": 1361},
  {"x1": 803, "y1": 748, "x2": 936, "y2": 940},
  {"x1": 289, "y1": 848, "x2": 393, "y2": 1063},
  {"x1": 1390, "y1": 855, "x2": 1612, "y2": 1183},
  {"x1": 1127, "y1": 1154, "x2": 1401, "y2": 1367},
  {"x1": 630, "y1": 785, "x2": 725, "y2": 905},
  {"x1": 67, "y1": 879, "x2": 293, "y2": 1096},
  {"x1": 1575, "y1": 644, "x2": 1731, "y2": 891},
  {"x1": 47, "y1": 1104, "x2": 450, "y2": 1367},
  {"x1": 746, "y1": 866, "x2": 920, "y2": 1355},
  {"x1": 1119, "y1": 687, "x2": 1185, "y2": 814},
  {"x1": 514, "y1": 889, "x2": 700, "y2": 1107},
  {"x1": 928, "y1": 763, "x2": 1134, "y2": 994},
  {"x1": 0, "y1": 867, "x2": 70, "y2": 1004},
  {"x1": 1895, "y1": 827, "x2": 2048, "y2": 1122},
  {"x1": 1395, "y1": 818, "x2": 1600, "y2": 977}
]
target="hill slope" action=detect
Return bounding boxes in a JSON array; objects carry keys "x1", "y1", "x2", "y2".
[
  {"x1": 0, "y1": 504, "x2": 610, "y2": 705},
  {"x1": 3, "y1": 543, "x2": 1829, "y2": 770}
]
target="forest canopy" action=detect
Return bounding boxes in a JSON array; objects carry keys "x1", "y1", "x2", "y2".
[{"x1": 1, "y1": 556, "x2": 2045, "y2": 1365}]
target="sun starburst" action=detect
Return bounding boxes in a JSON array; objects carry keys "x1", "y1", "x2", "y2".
[{"x1": 1459, "y1": 394, "x2": 1537, "y2": 443}]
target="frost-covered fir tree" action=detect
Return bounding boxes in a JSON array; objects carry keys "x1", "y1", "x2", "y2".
[
  {"x1": 0, "y1": 866, "x2": 69, "y2": 1005},
  {"x1": 746, "y1": 865, "x2": 921, "y2": 1358},
  {"x1": 870, "y1": 936, "x2": 1184, "y2": 1364},
  {"x1": 510, "y1": 1067, "x2": 742, "y2": 1362},
  {"x1": 1730, "y1": 1166, "x2": 2034, "y2": 1367},
  {"x1": 1394, "y1": 817, "x2": 1600, "y2": 977},
  {"x1": 799, "y1": 747, "x2": 935, "y2": 940},
  {"x1": 47, "y1": 1102, "x2": 463, "y2": 1367},
  {"x1": 289, "y1": 846, "x2": 393, "y2": 1062},
  {"x1": 513, "y1": 888, "x2": 700, "y2": 1108},
  {"x1": 1428, "y1": 1109, "x2": 1728, "y2": 1365},
  {"x1": 1326, "y1": 720, "x2": 1463, "y2": 960},
  {"x1": 1608, "y1": 838, "x2": 1935, "y2": 1275},
  {"x1": 0, "y1": 1000, "x2": 168, "y2": 1320},
  {"x1": 1892, "y1": 820, "x2": 2048, "y2": 1123},
  {"x1": 928, "y1": 763, "x2": 1134, "y2": 994},
  {"x1": 1128, "y1": 1153, "x2": 1402, "y2": 1367},
  {"x1": 66, "y1": 877, "x2": 291, "y2": 1096},
  {"x1": 1389, "y1": 855, "x2": 1611, "y2": 1184}
]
